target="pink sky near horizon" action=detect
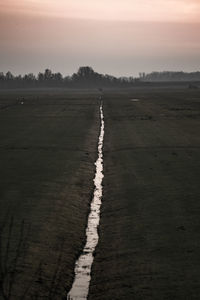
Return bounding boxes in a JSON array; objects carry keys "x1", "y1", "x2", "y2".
[
  {"x1": 2, "y1": 0, "x2": 200, "y2": 22},
  {"x1": 0, "y1": 0, "x2": 200, "y2": 76}
]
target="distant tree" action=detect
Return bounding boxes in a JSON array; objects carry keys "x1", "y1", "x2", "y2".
[
  {"x1": 6, "y1": 71, "x2": 14, "y2": 80},
  {"x1": 0, "y1": 72, "x2": 4, "y2": 80},
  {"x1": 77, "y1": 66, "x2": 94, "y2": 78},
  {"x1": 142, "y1": 71, "x2": 200, "y2": 82},
  {"x1": 38, "y1": 72, "x2": 45, "y2": 82},
  {"x1": 53, "y1": 72, "x2": 63, "y2": 81},
  {"x1": 44, "y1": 69, "x2": 52, "y2": 81},
  {"x1": 1, "y1": 67, "x2": 200, "y2": 89}
]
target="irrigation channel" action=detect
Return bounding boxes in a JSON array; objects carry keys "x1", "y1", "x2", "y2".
[{"x1": 67, "y1": 101, "x2": 104, "y2": 300}]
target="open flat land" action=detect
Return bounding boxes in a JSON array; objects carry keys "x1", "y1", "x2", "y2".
[
  {"x1": 89, "y1": 87, "x2": 200, "y2": 299},
  {"x1": 0, "y1": 89, "x2": 100, "y2": 299},
  {"x1": 0, "y1": 86, "x2": 200, "y2": 299}
]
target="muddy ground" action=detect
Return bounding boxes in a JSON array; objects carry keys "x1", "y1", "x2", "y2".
[
  {"x1": 0, "y1": 89, "x2": 100, "y2": 299},
  {"x1": 89, "y1": 87, "x2": 200, "y2": 300},
  {"x1": 1, "y1": 86, "x2": 200, "y2": 300}
]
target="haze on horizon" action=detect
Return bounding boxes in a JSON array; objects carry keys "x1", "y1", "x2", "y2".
[{"x1": 0, "y1": 0, "x2": 200, "y2": 77}]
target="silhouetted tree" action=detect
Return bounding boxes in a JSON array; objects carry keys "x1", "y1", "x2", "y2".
[
  {"x1": 1, "y1": 67, "x2": 200, "y2": 89},
  {"x1": 6, "y1": 71, "x2": 14, "y2": 81},
  {"x1": 139, "y1": 71, "x2": 200, "y2": 82}
]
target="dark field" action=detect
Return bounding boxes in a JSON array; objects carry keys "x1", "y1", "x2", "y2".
[
  {"x1": 0, "y1": 87, "x2": 200, "y2": 299},
  {"x1": 0, "y1": 89, "x2": 100, "y2": 299},
  {"x1": 89, "y1": 87, "x2": 200, "y2": 299}
]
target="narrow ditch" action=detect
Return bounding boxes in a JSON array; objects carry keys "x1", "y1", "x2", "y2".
[{"x1": 67, "y1": 101, "x2": 104, "y2": 300}]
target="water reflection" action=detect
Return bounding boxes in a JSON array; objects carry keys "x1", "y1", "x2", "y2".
[
  {"x1": 131, "y1": 99, "x2": 140, "y2": 102},
  {"x1": 67, "y1": 104, "x2": 104, "y2": 300}
]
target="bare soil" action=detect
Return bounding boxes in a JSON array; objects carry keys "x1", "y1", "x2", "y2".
[
  {"x1": 0, "y1": 89, "x2": 100, "y2": 299},
  {"x1": 89, "y1": 87, "x2": 200, "y2": 300},
  {"x1": 1, "y1": 86, "x2": 200, "y2": 300}
]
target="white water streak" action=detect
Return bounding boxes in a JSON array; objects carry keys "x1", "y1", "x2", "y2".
[{"x1": 67, "y1": 103, "x2": 104, "y2": 300}]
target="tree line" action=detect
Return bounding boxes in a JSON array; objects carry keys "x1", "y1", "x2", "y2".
[
  {"x1": 140, "y1": 71, "x2": 200, "y2": 82},
  {"x1": 0, "y1": 67, "x2": 135, "y2": 89},
  {"x1": 1, "y1": 67, "x2": 200, "y2": 89}
]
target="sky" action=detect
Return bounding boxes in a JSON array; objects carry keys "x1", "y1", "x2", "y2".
[{"x1": 0, "y1": 0, "x2": 200, "y2": 77}]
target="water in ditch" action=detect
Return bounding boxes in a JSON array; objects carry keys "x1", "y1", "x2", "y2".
[{"x1": 67, "y1": 103, "x2": 104, "y2": 300}]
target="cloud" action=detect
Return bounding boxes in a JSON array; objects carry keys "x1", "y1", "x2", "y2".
[{"x1": 1, "y1": 0, "x2": 200, "y2": 22}]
